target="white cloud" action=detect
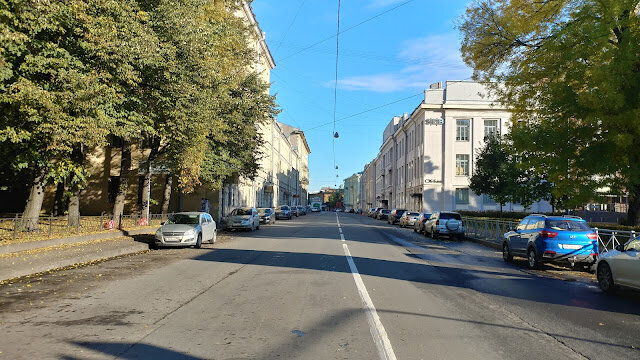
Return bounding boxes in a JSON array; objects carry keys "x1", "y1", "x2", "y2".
[{"x1": 335, "y1": 33, "x2": 472, "y2": 93}]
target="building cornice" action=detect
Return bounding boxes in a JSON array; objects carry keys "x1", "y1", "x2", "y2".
[{"x1": 242, "y1": 1, "x2": 276, "y2": 70}]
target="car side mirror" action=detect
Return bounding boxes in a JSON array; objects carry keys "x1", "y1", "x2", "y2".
[{"x1": 615, "y1": 244, "x2": 625, "y2": 252}]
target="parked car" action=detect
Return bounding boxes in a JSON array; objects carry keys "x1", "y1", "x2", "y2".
[
  {"x1": 399, "y1": 211, "x2": 421, "y2": 228},
  {"x1": 388, "y1": 209, "x2": 407, "y2": 224},
  {"x1": 502, "y1": 214, "x2": 598, "y2": 269},
  {"x1": 425, "y1": 212, "x2": 465, "y2": 240},
  {"x1": 275, "y1": 205, "x2": 292, "y2": 220},
  {"x1": 413, "y1": 213, "x2": 432, "y2": 234},
  {"x1": 347, "y1": 208, "x2": 355, "y2": 213},
  {"x1": 226, "y1": 207, "x2": 261, "y2": 231},
  {"x1": 297, "y1": 206, "x2": 307, "y2": 216},
  {"x1": 290, "y1": 206, "x2": 299, "y2": 217},
  {"x1": 377, "y1": 209, "x2": 390, "y2": 220},
  {"x1": 596, "y1": 238, "x2": 640, "y2": 293},
  {"x1": 154, "y1": 212, "x2": 216, "y2": 248},
  {"x1": 369, "y1": 208, "x2": 380, "y2": 217},
  {"x1": 356, "y1": 208, "x2": 363, "y2": 214},
  {"x1": 258, "y1": 208, "x2": 276, "y2": 224}
]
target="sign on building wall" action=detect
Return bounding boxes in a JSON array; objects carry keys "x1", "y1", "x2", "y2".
[{"x1": 425, "y1": 118, "x2": 445, "y2": 125}]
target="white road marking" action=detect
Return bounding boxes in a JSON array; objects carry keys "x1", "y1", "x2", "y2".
[
  {"x1": 339, "y1": 227, "x2": 343, "y2": 234},
  {"x1": 342, "y1": 243, "x2": 397, "y2": 360},
  {"x1": 340, "y1": 234, "x2": 345, "y2": 241}
]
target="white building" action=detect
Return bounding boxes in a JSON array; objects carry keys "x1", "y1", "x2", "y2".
[
  {"x1": 362, "y1": 81, "x2": 551, "y2": 213},
  {"x1": 343, "y1": 173, "x2": 362, "y2": 210}
]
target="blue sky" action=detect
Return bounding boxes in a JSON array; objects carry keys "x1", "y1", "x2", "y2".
[{"x1": 251, "y1": 0, "x2": 473, "y2": 193}]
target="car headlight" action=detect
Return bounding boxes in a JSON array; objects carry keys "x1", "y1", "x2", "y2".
[
  {"x1": 183, "y1": 229, "x2": 196, "y2": 238},
  {"x1": 155, "y1": 229, "x2": 162, "y2": 239},
  {"x1": 241, "y1": 220, "x2": 250, "y2": 224}
]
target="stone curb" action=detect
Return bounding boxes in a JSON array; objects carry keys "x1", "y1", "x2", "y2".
[
  {"x1": 0, "y1": 240, "x2": 150, "y2": 282},
  {"x1": 0, "y1": 227, "x2": 160, "y2": 256}
]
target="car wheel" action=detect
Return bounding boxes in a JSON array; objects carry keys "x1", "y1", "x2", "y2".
[
  {"x1": 527, "y1": 247, "x2": 540, "y2": 269},
  {"x1": 413, "y1": 227, "x2": 417, "y2": 232},
  {"x1": 195, "y1": 233, "x2": 202, "y2": 249},
  {"x1": 502, "y1": 242, "x2": 513, "y2": 262},
  {"x1": 597, "y1": 262, "x2": 616, "y2": 293}
]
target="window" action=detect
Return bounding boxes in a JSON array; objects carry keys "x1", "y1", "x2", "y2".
[
  {"x1": 455, "y1": 188, "x2": 469, "y2": 204},
  {"x1": 456, "y1": 154, "x2": 470, "y2": 176},
  {"x1": 517, "y1": 219, "x2": 530, "y2": 231},
  {"x1": 484, "y1": 119, "x2": 499, "y2": 139},
  {"x1": 483, "y1": 194, "x2": 496, "y2": 205},
  {"x1": 456, "y1": 119, "x2": 470, "y2": 141}
]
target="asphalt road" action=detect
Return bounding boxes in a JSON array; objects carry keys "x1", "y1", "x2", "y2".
[{"x1": 1, "y1": 212, "x2": 639, "y2": 359}]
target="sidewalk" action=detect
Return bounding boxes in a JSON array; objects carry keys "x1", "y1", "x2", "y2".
[{"x1": 0, "y1": 228, "x2": 158, "y2": 282}]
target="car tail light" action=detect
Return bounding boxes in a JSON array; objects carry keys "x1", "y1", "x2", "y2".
[
  {"x1": 590, "y1": 253, "x2": 598, "y2": 257},
  {"x1": 539, "y1": 230, "x2": 558, "y2": 238},
  {"x1": 586, "y1": 232, "x2": 597, "y2": 240},
  {"x1": 544, "y1": 250, "x2": 557, "y2": 255},
  {"x1": 436, "y1": 220, "x2": 439, "y2": 225}
]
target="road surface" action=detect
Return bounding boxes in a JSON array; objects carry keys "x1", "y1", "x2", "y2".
[{"x1": 1, "y1": 212, "x2": 639, "y2": 359}]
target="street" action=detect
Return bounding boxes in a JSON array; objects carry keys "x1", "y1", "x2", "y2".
[{"x1": 1, "y1": 212, "x2": 639, "y2": 360}]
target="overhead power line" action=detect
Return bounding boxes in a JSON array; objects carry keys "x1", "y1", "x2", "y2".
[
  {"x1": 304, "y1": 92, "x2": 423, "y2": 132},
  {"x1": 277, "y1": 0, "x2": 416, "y2": 63},
  {"x1": 274, "y1": 0, "x2": 307, "y2": 52},
  {"x1": 332, "y1": 0, "x2": 342, "y2": 178}
]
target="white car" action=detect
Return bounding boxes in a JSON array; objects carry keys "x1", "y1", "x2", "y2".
[
  {"x1": 154, "y1": 212, "x2": 216, "y2": 248},
  {"x1": 596, "y1": 238, "x2": 640, "y2": 293},
  {"x1": 226, "y1": 207, "x2": 261, "y2": 231}
]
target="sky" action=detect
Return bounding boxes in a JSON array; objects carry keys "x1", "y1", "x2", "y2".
[{"x1": 251, "y1": 0, "x2": 473, "y2": 193}]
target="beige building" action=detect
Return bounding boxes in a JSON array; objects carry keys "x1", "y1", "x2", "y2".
[{"x1": 360, "y1": 81, "x2": 551, "y2": 213}]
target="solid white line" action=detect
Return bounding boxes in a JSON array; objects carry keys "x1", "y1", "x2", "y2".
[{"x1": 342, "y1": 243, "x2": 397, "y2": 360}]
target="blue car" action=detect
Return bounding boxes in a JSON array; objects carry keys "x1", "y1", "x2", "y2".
[{"x1": 503, "y1": 214, "x2": 598, "y2": 269}]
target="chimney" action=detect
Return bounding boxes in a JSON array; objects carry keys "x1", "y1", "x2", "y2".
[{"x1": 429, "y1": 82, "x2": 442, "y2": 89}]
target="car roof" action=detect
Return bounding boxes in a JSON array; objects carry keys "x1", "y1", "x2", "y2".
[{"x1": 173, "y1": 212, "x2": 203, "y2": 216}]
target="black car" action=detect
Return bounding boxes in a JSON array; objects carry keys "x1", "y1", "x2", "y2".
[{"x1": 388, "y1": 209, "x2": 407, "y2": 224}]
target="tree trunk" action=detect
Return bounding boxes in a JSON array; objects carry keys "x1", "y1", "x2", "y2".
[
  {"x1": 112, "y1": 141, "x2": 132, "y2": 225},
  {"x1": 68, "y1": 189, "x2": 80, "y2": 227},
  {"x1": 22, "y1": 170, "x2": 46, "y2": 231},
  {"x1": 627, "y1": 185, "x2": 640, "y2": 226},
  {"x1": 161, "y1": 175, "x2": 172, "y2": 215},
  {"x1": 53, "y1": 182, "x2": 66, "y2": 216}
]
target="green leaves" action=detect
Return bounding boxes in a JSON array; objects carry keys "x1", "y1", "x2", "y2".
[{"x1": 459, "y1": 0, "x2": 640, "y2": 219}]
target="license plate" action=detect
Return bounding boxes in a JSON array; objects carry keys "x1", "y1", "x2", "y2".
[
  {"x1": 165, "y1": 237, "x2": 180, "y2": 242},
  {"x1": 561, "y1": 244, "x2": 582, "y2": 250}
]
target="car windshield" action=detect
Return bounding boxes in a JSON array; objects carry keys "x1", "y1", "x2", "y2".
[
  {"x1": 280, "y1": 206, "x2": 289, "y2": 210},
  {"x1": 166, "y1": 214, "x2": 199, "y2": 225},
  {"x1": 231, "y1": 208, "x2": 251, "y2": 216},
  {"x1": 381, "y1": 210, "x2": 390, "y2": 213},
  {"x1": 440, "y1": 213, "x2": 462, "y2": 220},
  {"x1": 424, "y1": 213, "x2": 432, "y2": 218},
  {"x1": 258, "y1": 209, "x2": 271, "y2": 215},
  {"x1": 546, "y1": 220, "x2": 591, "y2": 231},
  {"x1": 408, "y1": 212, "x2": 420, "y2": 216}
]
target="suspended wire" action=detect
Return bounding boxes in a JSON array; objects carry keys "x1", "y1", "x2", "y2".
[
  {"x1": 332, "y1": 0, "x2": 341, "y2": 180},
  {"x1": 274, "y1": 0, "x2": 307, "y2": 52},
  {"x1": 277, "y1": 0, "x2": 416, "y2": 63},
  {"x1": 305, "y1": 92, "x2": 423, "y2": 132}
]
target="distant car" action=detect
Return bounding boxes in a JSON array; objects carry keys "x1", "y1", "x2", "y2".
[
  {"x1": 413, "y1": 213, "x2": 432, "y2": 234},
  {"x1": 503, "y1": 214, "x2": 598, "y2": 269},
  {"x1": 154, "y1": 212, "x2": 216, "y2": 248},
  {"x1": 226, "y1": 207, "x2": 261, "y2": 231},
  {"x1": 258, "y1": 208, "x2": 275, "y2": 224},
  {"x1": 297, "y1": 206, "x2": 307, "y2": 216},
  {"x1": 347, "y1": 208, "x2": 355, "y2": 213},
  {"x1": 356, "y1": 208, "x2": 363, "y2": 214},
  {"x1": 388, "y1": 209, "x2": 407, "y2": 225},
  {"x1": 290, "y1": 206, "x2": 299, "y2": 217},
  {"x1": 373, "y1": 208, "x2": 384, "y2": 218},
  {"x1": 368, "y1": 208, "x2": 379, "y2": 217},
  {"x1": 596, "y1": 238, "x2": 640, "y2": 293},
  {"x1": 425, "y1": 212, "x2": 465, "y2": 240},
  {"x1": 399, "y1": 211, "x2": 420, "y2": 227},
  {"x1": 275, "y1": 205, "x2": 292, "y2": 220},
  {"x1": 377, "y1": 209, "x2": 390, "y2": 220},
  {"x1": 335, "y1": 208, "x2": 343, "y2": 212}
]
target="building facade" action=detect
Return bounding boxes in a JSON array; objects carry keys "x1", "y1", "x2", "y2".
[
  {"x1": 359, "y1": 81, "x2": 551, "y2": 213},
  {"x1": 343, "y1": 173, "x2": 361, "y2": 210}
]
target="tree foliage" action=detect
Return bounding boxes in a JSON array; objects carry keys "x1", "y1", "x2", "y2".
[{"x1": 458, "y1": 0, "x2": 640, "y2": 222}]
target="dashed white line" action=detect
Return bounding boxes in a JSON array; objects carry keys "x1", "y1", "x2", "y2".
[
  {"x1": 342, "y1": 243, "x2": 397, "y2": 360},
  {"x1": 340, "y1": 234, "x2": 345, "y2": 242}
]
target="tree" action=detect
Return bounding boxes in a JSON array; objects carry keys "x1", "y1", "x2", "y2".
[
  {"x1": 469, "y1": 136, "x2": 520, "y2": 212},
  {"x1": 458, "y1": 0, "x2": 640, "y2": 223},
  {"x1": 327, "y1": 191, "x2": 344, "y2": 209}
]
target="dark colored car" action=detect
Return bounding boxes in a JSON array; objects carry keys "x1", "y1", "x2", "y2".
[
  {"x1": 290, "y1": 206, "x2": 299, "y2": 217},
  {"x1": 258, "y1": 208, "x2": 275, "y2": 224},
  {"x1": 503, "y1": 214, "x2": 598, "y2": 269},
  {"x1": 275, "y1": 206, "x2": 292, "y2": 220},
  {"x1": 413, "y1": 213, "x2": 432, "y2": 234},
  {"x1": 388, "y1": 209, "x2": 407, "y2": 225},
  {"x1": 377, "y1": 209, "x2": 390, "y2": 220},
  {"x1": 296, "y1": 206, "x2": 306, "y2": 216}
]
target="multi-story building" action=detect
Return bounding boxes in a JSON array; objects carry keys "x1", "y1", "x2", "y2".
[
  {"x1": 359, "y1": 80, "x2": 551, "y2": 213},
  {"x1": 343, "y1": 173, "x2": 362, "y2": 210}
]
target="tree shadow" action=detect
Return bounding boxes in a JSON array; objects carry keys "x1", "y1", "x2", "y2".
[{"x1": 63, "y1": 342, "x2": 205, "y2": 360}]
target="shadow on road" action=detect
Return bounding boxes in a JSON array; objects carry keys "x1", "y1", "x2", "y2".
[{"x1": 63, "y1": 342, "x2": 204, "y2": 360}]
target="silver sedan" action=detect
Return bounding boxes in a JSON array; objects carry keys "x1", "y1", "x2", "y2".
[
  {"x1": 596, "y1": 238, "x2": 640, "y2": 293},
  {"x1": 154, "y1": 212, "x2": 216, "y2": 248}
]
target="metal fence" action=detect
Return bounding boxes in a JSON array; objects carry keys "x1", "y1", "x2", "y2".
[
  {"x1": 462, "y1": 217, "x2": 636, "y2": 254},
  {"x1": 0, "y1": 213, "x2": 171, "y2": 243}
]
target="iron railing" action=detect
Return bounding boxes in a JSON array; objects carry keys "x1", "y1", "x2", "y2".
[
  {"x1": 0, "y1": 213, "x2": 171, "y2": 243},
  {"x1": 462, "y1": 217, "x2": 636, "y2": 254}
]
